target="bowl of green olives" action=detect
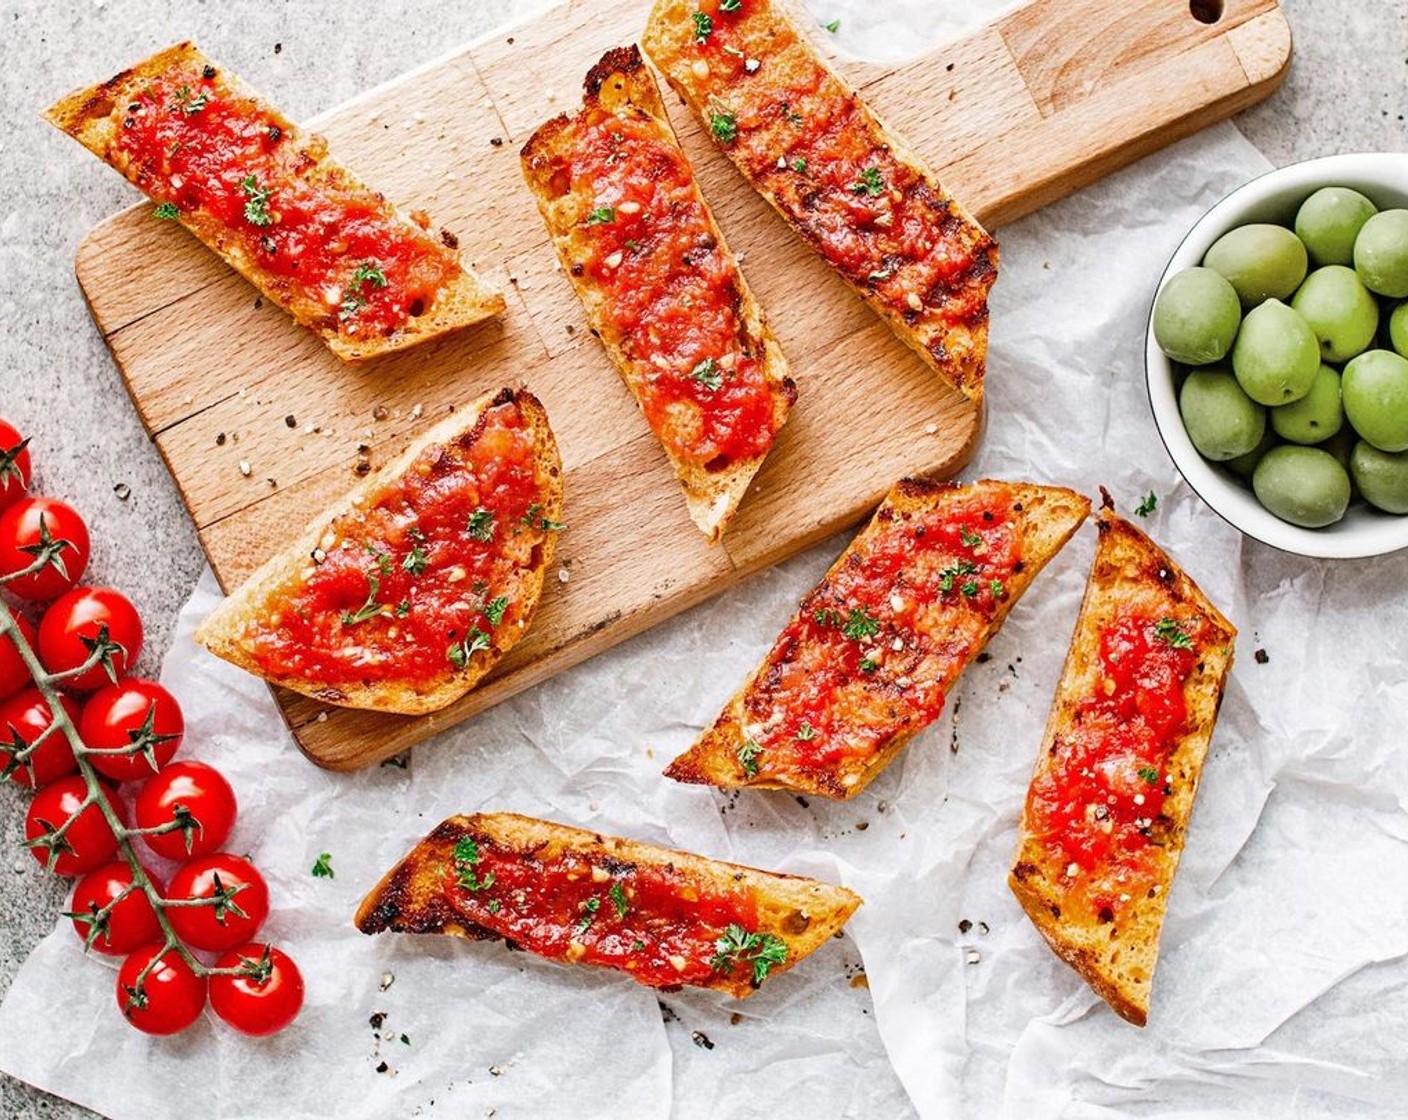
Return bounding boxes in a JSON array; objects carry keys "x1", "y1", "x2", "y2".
[{"x1": 1148, "y1": 153, "x2": 1408, "y2": 558}]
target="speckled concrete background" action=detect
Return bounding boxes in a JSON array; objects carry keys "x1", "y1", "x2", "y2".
[{"x1": 1, "y1": 1, "x2": 1404, "y2": 1116}]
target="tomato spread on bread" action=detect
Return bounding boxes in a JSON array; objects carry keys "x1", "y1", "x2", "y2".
[
  {"x1": 111, "y1": 64, "x2": 461, "y2": 342},
  {"x1": 643, "y1": 0, "x2": 997, "y2": 402},
  {"x1": 1025, "y1": 612, "x2": 1201, "y2": 919},
  {"x1": 243, "y1": 394, "x2": 555, "y2": 689},
  {"x1": 737, "y1": 491, "x2": 1020, "y2": 787}
]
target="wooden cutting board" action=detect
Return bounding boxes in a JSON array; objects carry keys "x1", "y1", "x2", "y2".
[{"x1": 71, "y1": 0, "x2": 1289, "y2": 770}]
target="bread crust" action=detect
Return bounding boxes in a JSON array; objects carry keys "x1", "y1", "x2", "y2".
[
  {"x1": 520, "y1": 45, "x2": 795, "y2": 543},
  {"x1": 355, "y1": 812, "x2": 861, "y2": 999},
  {"x1": 666, "y1": 479, "x2": 1091, "y2": 799},
  {"x1": 642, "y1": 0, "x2": 996, "y2": 404},
  {"x1": 194, "y1": 388, "x2": 562, "y2": 715},
  {"x1": 1008, "y1": 510, "x2": 1236, "y2": 1027},
  {"x1": 44, "y1": 42, "x2": 505, "y2": 361}
]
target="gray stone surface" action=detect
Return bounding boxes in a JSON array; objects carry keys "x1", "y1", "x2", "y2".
[{"x1": 0, "y1": 1, "x2": 1403, "y2": 1117}]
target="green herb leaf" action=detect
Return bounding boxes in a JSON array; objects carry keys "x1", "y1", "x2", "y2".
[
  {"x1": 1138, "y1": 766, "x2": 1160, "y2": 785},
  {"x1": 813, "y1": 608, "x2": 842, "y2": 628},
  {"x1": 710, "y1": 924, "x2": 788, "y2": 985},
  {"x1": 311, "y1": 852, "x2": 335, "y2": 879},
  {"x1": 1154, "y1": 618, "x2": 1194, "y2": 650},
  {"x1": 395, "y1": 600, "x2": 411, "y2": 617},
  {"x1": 842, "y1": 608, "x2": 880, "y2": 642},
  {"x1": 791, "y1": 158, "x2": 808, "y2": 173},
  {"x1": 737, "y1": 738, "x2": 763, "y2": 777},
  {"x1": 989, "y1": 579, "x2": 1006, "y2": 600},
  {"x1": 367, "y1": 544, "x2": 393, "y2": 577},
  {"x1": 341, "y1": 573, "x2": 383, "y2": 625},
  {"x1": 692, "y1": 11, "x2": 714, "y2": 41},
  {"x1": 521, "y1": 503, "x2": 566, "y2": 533},
  {"x1": 483, "y1": 596, "x2": 509, "y2": 627},
  {"x1": 938, "y1": 561, "x2": 978, "y2": 594},
  {"x1": 453, "y1": 836, "x2": 495, "y2": 891},
  {"x1": 960, "y1": 579, "x2": 980, "y2": 597},
  {"x1": 447, "y1": 627, "x2": 492, "y2": 669},
  {"x1": 587, "y1": 206, "x2": 616, "y2": 225},
  {"x1": 960, "y1": 527, "x2": 984, "y2": 550},
  {"x1": 709, "y1": 109, "x2": 738, "y2": 144},
  {"x1": 467, "y1": 508, "x2": 495, "y2": 541},
  {"x1": 851, "y1": 167, "x2": 886, "y2": 197},
  {"x1": 720, "y1": 0, "x2": 742, "y2": 10},
  {"x1": 241, "y1": 175, "x2": 274, "y2": 227},
  {"x1": 153, "y1": 201, "x2": 181, "y2": 220},
  {"x1": 610, "y1": 881, "x2": 629, "y2": 918},
  {"x1": 576, "y1": 896, "x2": 601, "y2": 934},
  {"x1": 1136, "y1": 491, "x2": 1158, "y2": 518},
  {"x1": 340, "y1": 261, "x2": 388, "y2": 321},
  {"x1": 795, "y1": 722, "x2": 816, "y2": 742},
  {"x1": 823, "y1": 18, "x2": 840, "y2": 32},
  {"x1": 690, "y1": 357, "x2": 723, "y2": 391},
  {"x1": 402, "y1": 546, "x2": 429, "y2": 576}
]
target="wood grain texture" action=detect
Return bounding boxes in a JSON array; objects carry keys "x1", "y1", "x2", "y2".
[{"x1": 70, "y1": 0, "x2": 1288, "y2": 770}]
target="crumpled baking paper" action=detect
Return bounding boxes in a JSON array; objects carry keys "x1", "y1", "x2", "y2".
[{"x1": 5, "y1": 2, "x2": 1408, "y2": 1117}]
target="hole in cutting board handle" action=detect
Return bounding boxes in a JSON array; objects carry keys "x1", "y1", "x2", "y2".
[{"x1": 1189, "y1": 0, "x2": 1224, "y2": 24}]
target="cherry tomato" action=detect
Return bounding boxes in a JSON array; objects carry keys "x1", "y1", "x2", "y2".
[
  {"x1": 209, "y1": 943, "x2": 304, "y2": 1036},
  {"x1": 0, "y1": 419, "x2": 31, "y2": 514},
  {"x1": 0, "y1": 687, "x2": 79, "y2": 787},
  {"x1": 117, "y1": 944, "x2": 207, "y2": 1035},
  {"x1": 38, "y1": 587, "x2": 143, "y2": 693},
  {"x1": 166, "y1": 853, "x2": 269, "y2": 952},
  {"x1": 0, "y1": 497, "x2": 90, "y2": 602},
  {"x1": 0, "y1": 615, "x2": 37, "y2": 703},
  {"x1": 80, "y1": 679, "x2": 184, "y2": 783},
  {"x1": 69, "y1": 861, "x2": 164, "y2": 956},
  {"x1": 24, "y1": 775, "x2": 126, "y2": 876},
  {"x1": 134, "y1": 761, "x2": 237, "y2": 860}
]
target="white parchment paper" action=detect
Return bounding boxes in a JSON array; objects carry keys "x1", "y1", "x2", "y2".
[{"x1": 5, "y1": 2, "x2": 1408, "y2": 1117}]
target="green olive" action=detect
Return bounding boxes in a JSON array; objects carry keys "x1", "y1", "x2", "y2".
[
  {"x1": 1204, "y1": 223, "x2": 1308, "y2": 307},
  {"x1": 1231, "y1": 299, "x2": 1321, "y2": 406},
  {"x1": 1290, "y1": 266, "x2": 1379, "y2": 363},
  {"x1": 1179, "y1": 369, "x2": 1266, "y2": 461},
  {"x1": 1342, "y1": 349, "x2": 1408, "y2": 453},
  {"x1": 1252, "y1": 445, "x2": 1352, "y2": 528},
  {"x1": 1271, "y1": 364, "x2": 1343, "y2": 445},
  {"x1": 1152, "y1": 267, "x2": 1243, "y2": 365},
  {"x1": 1224, "y1": 427, "x2": 1279, "y2": 481},
  {"x1": 1350, "y1": 441, "x2": 1408, "y2": 514},
  {"x1": 1389, "y1": 301, "x2": 1408, "y2": 359},
  {"x1": 1295, "y1": 187, "x2": 1378, "y2": 267},
  {"x1": 1354, "y1": 210, "x2": 1408, "y2": 299}
]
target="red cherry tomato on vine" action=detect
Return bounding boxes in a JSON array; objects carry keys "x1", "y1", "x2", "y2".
[
  {"x1": 0, "y1": 497, "x2": 90, "y2": 602},
  {"x1": 134, "y1": 761, "x2": 237, "y2": 860},
  {"x1": 117, "y1": 945, "x2": 207, "y2": 1035},
  {"x1": 0, "y1": 686, "x2": 79, "y2": 787},
  {"x1": 80, "y1": 679, "x2": 184, "y2": 783},
  {"x1": 0, "y1": 615, "x2": 37, "y2": 703},
  {"x1": 166, "y1": 853, "x2": 269, "y2": 952},
  {"x1": 69, "y1": 861, "x2": 164, "y2": 956},
  {"x1": 209, "y1": 943, "x2": 304, "y2": 1036},
  {"x1": 24, "y1": 775, "x2": 126, "y2": 876},
  {"x1": 0, "y1": 419, "x2": 31, "y2": 514},
  {"x1": 38, "y1": 587, "x2": 143, "y2": 693}
]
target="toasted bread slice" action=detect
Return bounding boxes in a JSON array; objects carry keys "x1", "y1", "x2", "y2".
[
  {"x1": 356, "y1": 812, "x2": 861, "y2": 998},
  {"x1": 45, "y1": 42, "x2": 505, "y2": 361},
  {"x1": 1009, "y1": 510, "x2": 1236, "y2": 1026},
  {"x1": 642, "y1": 0, "x2": 996, "y2": 404},
  {"x1": 666, "y1": 479, "x2": 1090, "y2": 799},
  {"x1": 521, "y1": 46, "x2": 796, "y2": 543},
  {"x1": 196, "y1": 388, "x2": 562, "y2": 715}
]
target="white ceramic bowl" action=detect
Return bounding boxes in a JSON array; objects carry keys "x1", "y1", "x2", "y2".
[{"x1": 1146, "y1": 152, "x2": 1408, "y2": 559}]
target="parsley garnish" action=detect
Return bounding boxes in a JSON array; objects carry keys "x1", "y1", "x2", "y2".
[
  {"x1": 1138, "y1": 766, "x2": 1160, "y2": 785},
  {"x1": 851, "y1": 167, "x2": 886, "y2": 197},
  {"x1": 311, "y1": 852, "x2": 334, "y2": 879},
  {"x1": 737, "y1": 738, "x2": 763, "y2": 777},
  {"x1": 690, "y1": 357, "x2": 723, "y2": 391},
  {"x1": 939, "y1": 561, "x2": 978, "y2": 593},
  {"x1": 792, "y1": 158, "x2": 808, "y2": 173},
  {"x1": 576, "y1": 897, "x2": 601, "y2": 934},
  {"x1": 709, "y1": 109, "x2": 738, "y2": 144},
  {"x1": 467, "y1": 508, "x2": 495, "y2": 541},
  {"x1": 990, "y1": 579, "x2": 1006, "y2": 599},
  {"x1": 859, "y1": 658, "x2": 879, "y2": 673},
  {"x1": 446, "y1": 628, "x2": 492, "y2": 668},
  {"x1": 1136, "y1": 491, "x2": 1158, "y2": 518},
  {"x1": 842, "y1": 608, "x2": 880, "y2": 642},
  {"x1": 483, "y1": 596, "x2": 509, "y2": 627},
  {"x1": 153, "y1": 202, "x2": 180, "y2": 220},
  {"x1": 960, "y1": 579, "x2": 980, "y2": 597},
  {"x1": 610, "y1": 881, "x2": 629, "y2": 918},
  {"x1": 487, "y1": 899, "x2": 502, "y2": 914},
  {"x1": 823, "y1": 18, "x2": 840, "y2": 32},
  {"x1": 172, "y1": 85, "x2": 210, "y2": 115},
  {"x1": 1154, "y1": 618, "x2": 1194, "y2": 650},
  {"x1": 692, "y1": 11, "x2": 714, "y2": 41},
  {"x1": 340, "y1": 260, "x2": 388, "y2": 321},
  {"x1": 453, "y1": 836, "x2": 495, "y2": 892},
  {"x1": 402, "y1": 546, "x2": 428, "y2": 576},
  {"x1": 241, "y1": 175, "x2": 274, "y2": 227},
  {"x1": 521, "y1": 503, "x2": 566, "y2": 532},
  {"x1": 710, "y1": 924, "x2": 787, "y2": 985},
  {"x1": 960, "y1": 527, "x2": 984, "y2": 550},
  {"x1": 813, "y1": 608, "x2": 842, "y2": 628},
  {"x1": 341, "y1": 573, "x2": 383, "y2": 625},
  {"x1": 720, "y1": 0, "x2": 742, "y2": 10},
  {"x1": 796, "y1": 722, "x2": 816, "y2": 741},
  {"x1": 587, "y1": 206, "x2": 616, "y2": 225},
  {"x1": 395, "y1": 600, "x2": 411, "y2": 617},
  {"x1": 367, "y1": 544, "x2": 393, "y2": 576}
]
